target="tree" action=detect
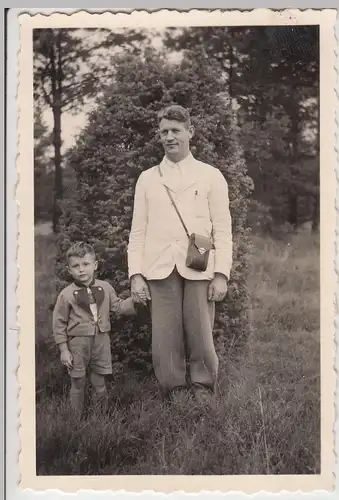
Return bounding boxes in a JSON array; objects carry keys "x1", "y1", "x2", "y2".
[
  {"x1": 164, "y1": 26, "x2": 250, "y2": 102},
  {"x1": 55, "y1": 47, "x2": 253, "y2": 376},
  {"x1": 165, "y1": 26, "x2": 319, "y2": 231},
  {"x1": 33, "y1": 28, "x2": 146, "y2": 232},
  {"x1": 34, "y1": 105, "x2": 53, "y2": 221}
]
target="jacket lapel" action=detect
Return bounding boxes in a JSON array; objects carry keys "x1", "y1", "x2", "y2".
[
  {"x1": 158, "y1": 161, "x2": 178, "y2": 193},
  {"x1": 91, "y1": 285, "x2": 105, "y2": 309},
  {"x1": 159, "y1": 157, "x2": 197, "y2": 193},
  {"x1": 72, "y1": 279, "x2": 105, "y2": 316},
  {"x1": 181, "y1": 169, "x2": 197, "y2": 193},
  {"x1": 73, "y1": 288, "x2": 92, "y2": 316}
]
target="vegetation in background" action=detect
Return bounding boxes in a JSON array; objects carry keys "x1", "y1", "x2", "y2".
[
  {"x1": 34, "y1": 26, "x2": 319, "y2": 232},
  {"x1": 35, "y1": 231, "x2": 320, "y2": 475},
  {"x1": 34, "y1": 26, "x2": 320, "y2": 476}
]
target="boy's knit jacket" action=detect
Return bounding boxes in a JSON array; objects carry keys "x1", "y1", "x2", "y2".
[{"x1": 52, "y1": 279, "x2": 135, "y2": 345}]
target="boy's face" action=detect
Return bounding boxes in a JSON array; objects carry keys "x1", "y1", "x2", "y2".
[{"x1": 68, "y1": 253, "x2": 98, "y2": 286}]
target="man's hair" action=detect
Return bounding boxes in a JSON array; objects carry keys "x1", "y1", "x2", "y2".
[
  {"x1": 157, "y1": 105, "x2": 191, "y2": 128},
  {"x1": 66, "y1": 242, "x2": 96, "y2": 263}
]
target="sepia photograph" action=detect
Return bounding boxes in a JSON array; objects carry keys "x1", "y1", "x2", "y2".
[
  {"x1": 15, "y1": 9, "x2": 336, "y2": 492},
  {"x1": 33, "y1": 21, "x2": 322, "y2": 476}
]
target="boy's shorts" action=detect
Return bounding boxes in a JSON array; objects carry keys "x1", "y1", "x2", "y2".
[{"x1": 67, "y1": 331, "x2": 112, "y2": 378}]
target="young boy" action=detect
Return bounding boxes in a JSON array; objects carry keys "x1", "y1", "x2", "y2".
[{"x1": 52, "y1": 241, "x2": 136, "y2": 414}]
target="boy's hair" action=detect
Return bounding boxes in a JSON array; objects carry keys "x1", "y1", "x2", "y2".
[
  {"x1": 66, "y1": 242, "x2": 96, "y2": 263},
  {"x1": 157, "y1": 105, "x2": 191, "y2": 128}
]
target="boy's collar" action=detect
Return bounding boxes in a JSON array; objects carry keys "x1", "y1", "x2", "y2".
[
  {"x1": 73, "y1": 277, "x2": 96, "y2": 288},
  {"x1": 72, "y1": 278, "x2": 105, "y2": 312}
]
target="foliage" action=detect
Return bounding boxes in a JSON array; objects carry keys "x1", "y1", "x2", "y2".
[
  {"x1": 35, "y1": 231, "x2": 320, "y2": 475},
  {"x1": 33, "y1": 28, "x2": 147, "y2": 231},
  {"x1": 33, "y1": 28, "x2": 146, "y2": 113},
  {"x1": 55, "y1": 47, "x2": 253, "y2": 372},
  {"x1": 164, "y1": 26, "x2": 319, "y2": 230},
  {"x1": 34, "y1": 26, "x2": 320, "y2": 232}
]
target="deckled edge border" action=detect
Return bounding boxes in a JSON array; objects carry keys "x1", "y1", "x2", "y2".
[{"x1": 12, "y1": 6, "x2": 339, "y2": 497}]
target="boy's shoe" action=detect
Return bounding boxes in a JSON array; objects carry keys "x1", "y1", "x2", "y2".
[{"x1": 92, "y1": 393, "x2": 108, "y2": 415}]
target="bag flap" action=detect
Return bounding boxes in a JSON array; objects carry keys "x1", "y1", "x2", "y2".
[{"x1": 191, "y1": 233, "x2": 214, "y2": 253}]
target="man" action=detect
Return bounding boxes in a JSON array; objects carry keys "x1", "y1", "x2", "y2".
[{"x1": 127, "y1": 105, "x2": 233, "y2": 403}]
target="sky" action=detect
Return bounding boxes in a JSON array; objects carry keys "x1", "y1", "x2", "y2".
[
  {"x1": 42, "y1": 27, "x2": 170, "y2": 153},
  {"x1": 44, "y1": 106, "x2": 91, "y2": 151},
  {"x1": 40, "y1": 27, "x2": 317, "y2": 155}
]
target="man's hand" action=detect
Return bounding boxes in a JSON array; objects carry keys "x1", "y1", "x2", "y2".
[
  {"x1": 59, "y1": 343, "x2": 73, "y2": 370},
  {"x1": 131, "y1": 274, "x2": 151, "y2": 306},
  {"x1": 208, "y1": 273, "x2": 228, "y2": 302}
]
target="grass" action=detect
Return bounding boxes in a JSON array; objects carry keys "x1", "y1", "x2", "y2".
[{"x1": 35, "y1": 230, "x2": 320, "y2": 475}]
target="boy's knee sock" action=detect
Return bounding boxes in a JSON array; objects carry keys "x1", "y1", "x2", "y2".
[
  {"x1": 70, "y1": 376, "x2": 86, "y2": 412},
  {"x1": 90, "y1": 372, "x2": 108, "y2": 411}
]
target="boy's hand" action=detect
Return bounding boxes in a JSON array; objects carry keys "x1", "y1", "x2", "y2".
[{"x1": 60, "y1": 346, "x2": 73, "y2": 369}]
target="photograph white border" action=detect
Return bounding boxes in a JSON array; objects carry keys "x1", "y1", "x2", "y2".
[{"x1": 12, "y1": 7, "x2": 338, "y2": 495}]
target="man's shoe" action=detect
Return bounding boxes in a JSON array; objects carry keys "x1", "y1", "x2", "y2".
[
  {"x1": 167, "y1": 386, "x2": 193, "y2": 405},
  {"x1": 193, "y1": 386, "x2": 217, "y2": 410}
]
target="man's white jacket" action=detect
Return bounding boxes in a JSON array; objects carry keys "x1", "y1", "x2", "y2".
[{"x1": 127, "y1": 153, "x2": 233, "y2": 281}]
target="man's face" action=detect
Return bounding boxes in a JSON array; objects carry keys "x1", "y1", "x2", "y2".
[
  {"x1": 158, "y1": 118, "x2": 194, "y2": 160},
  {"x1": 68, "y1": 253, "x2": 98, "y2": 286}
]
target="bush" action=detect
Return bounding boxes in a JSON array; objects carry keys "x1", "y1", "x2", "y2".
[
  {"x1": 36, "y1": 230, "x2": 320, "y2": 475},
  {"x1": 56, "y1": 48, "x2": 254, "y2": 374}
]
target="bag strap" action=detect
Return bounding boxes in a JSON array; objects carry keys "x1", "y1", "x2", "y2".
[{"x1": 158, "y1": 165, "x2": 190, "y2": 239}]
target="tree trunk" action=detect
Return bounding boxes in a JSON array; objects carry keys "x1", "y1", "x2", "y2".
[
  {"x1": 52, "y1": 105, "x2": 62, "y2": 232},
  {"x1": 287, "y1": 89, "x2": 300, "y2": 228},
  {"x1": 228, "y1": 42, "x2": 233, "y2": 100},
  {"x1": 51, "y1": 30, "x2": 63, "y2": 233}
]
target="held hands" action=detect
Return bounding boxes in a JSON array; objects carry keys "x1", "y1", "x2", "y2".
[
  {"x1": 60, "y1": 344, "x2": 73, "y2": 370},
  {"x1": 131, "y1": 274, "x2": 151, "y2": 307},
  {"x1": 208, "y1": 273, "x2": 228, "y2": 302}
]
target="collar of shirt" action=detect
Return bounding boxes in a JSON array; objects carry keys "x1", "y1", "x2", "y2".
[
  {"x1": 73, "y1": 277, "x2": 97, "y2": 289},
  {"x1": 162, "y1": 151, "x2": 194, "y2": 170}
]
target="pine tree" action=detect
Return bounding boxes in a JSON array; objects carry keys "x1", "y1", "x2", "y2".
[
  {"x1": 34, "y1": 28, "x2": 146, "y2": 232},
  {"x1": 56, "y1": 47, "x2": 253, "y2": 375},
  {"x1": 34, "y1": 106, "x2": 53, "y2": 221},
  {"x1": 165, "y1": 26, "x2": 319, "y2": 232}
]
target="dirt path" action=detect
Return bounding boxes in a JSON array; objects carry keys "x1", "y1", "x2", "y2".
[{"x1": 35, "y1": 221, "x2": 53, "y2": 236}]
